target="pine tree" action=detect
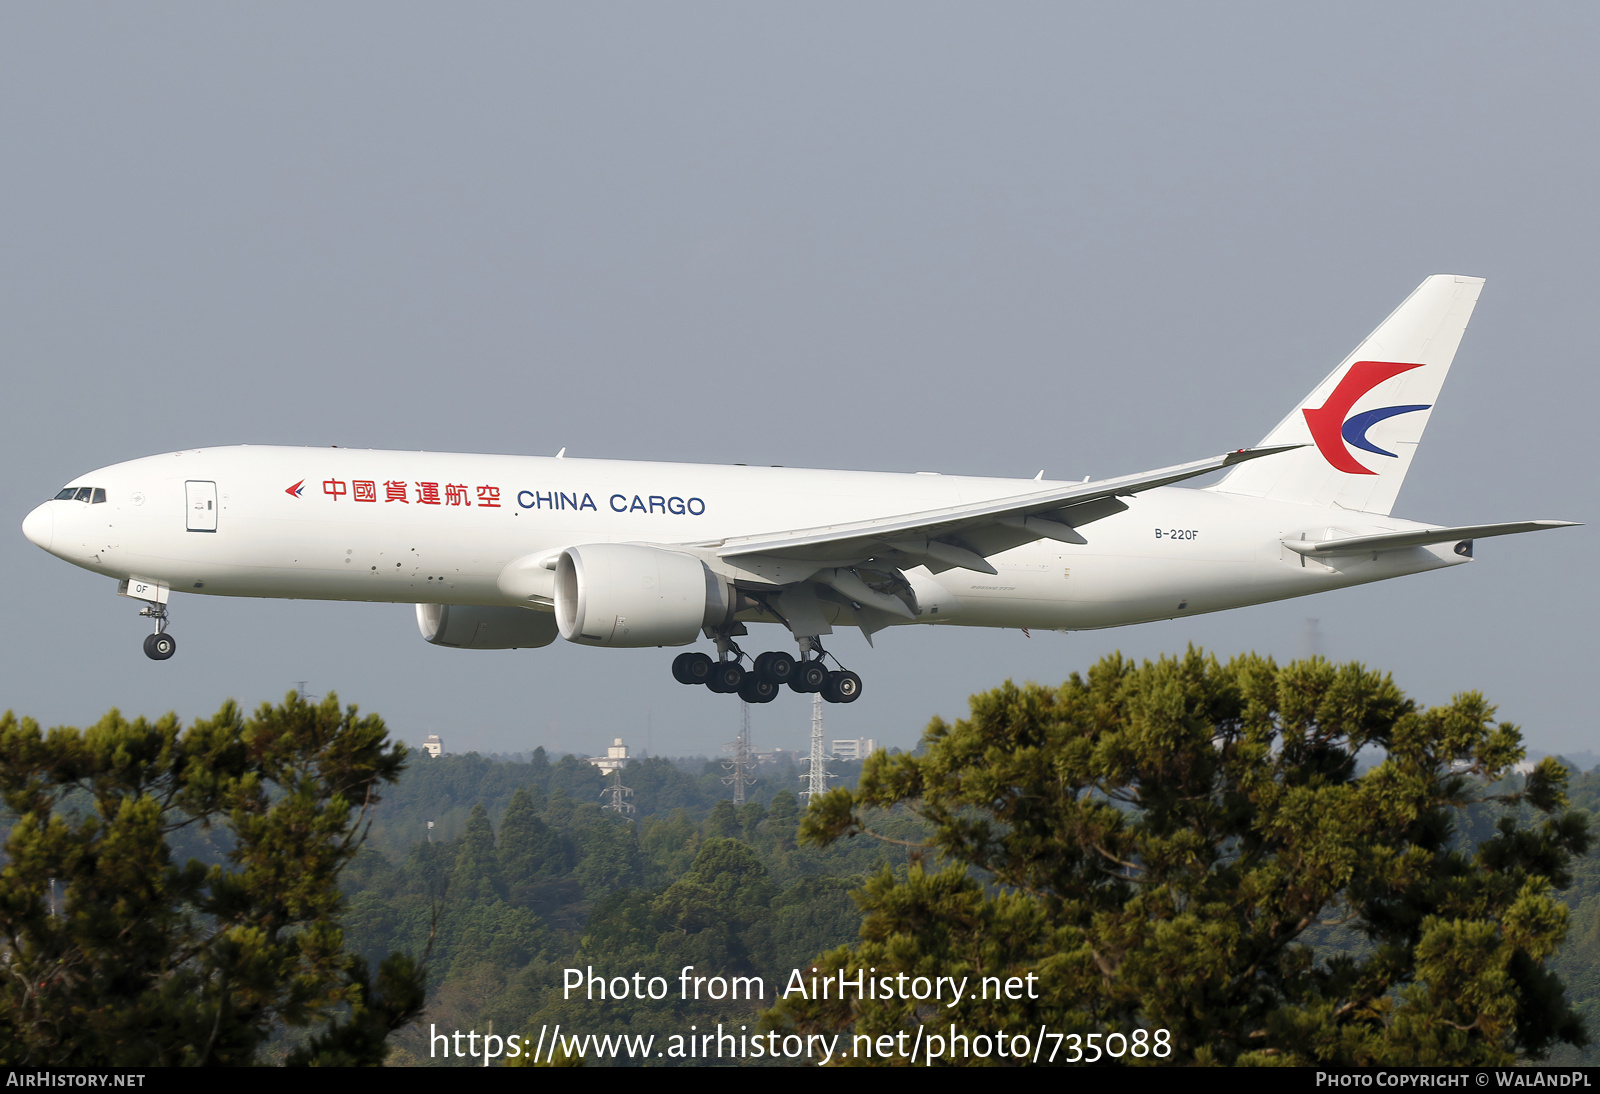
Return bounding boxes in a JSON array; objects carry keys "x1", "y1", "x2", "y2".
[
  {"x1": 704, "y1": 799, "x2": 739, "y2": 839},
  {"x1": 497, "y1": 785, "x2": 563, "y2": 892},
  {"x1": 450, "y1": 802, "x2": 505, "y2": 904},
  {"x1": 774, "y1": 650, "x2": 1591, "y2": 1066},
  {"x1": 0, "y1": 694, "x2": 424, "y2": 1066}
]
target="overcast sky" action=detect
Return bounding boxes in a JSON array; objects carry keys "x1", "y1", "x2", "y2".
[{"x1": 3, "y1": 4, "x2": 1594, "y2": 762}]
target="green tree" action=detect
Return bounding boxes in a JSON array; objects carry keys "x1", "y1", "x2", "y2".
[
  {"x1": 774, "y1": 650, "x2": 1591, "y2": 1066},
  {"x1": 653, "y1": 837, "x2": 775, "y2": 936},
  {"x1": 498, "y1": 786, "x2": 564, "y2": 893},
  {"x1": 704, "y1": 799, "x2": 739, "y2": 839},
  {"x1": 0, "y1": 693, "x2": 425, "y2": 1066},
  {"x1": 450, "y1": 802, "x2": 504, "y2": 904}
]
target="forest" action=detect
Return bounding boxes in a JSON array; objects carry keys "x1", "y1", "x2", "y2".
[
  {"x1": 338, "y1": 746, "x2": 922, "y2": 1064},
  {"x1": 344, "y1": 743, "x2": 1600, "y2": 1066},
  {"x1": 4, "y1": 654, "x2": 1596, "y2": 1066}
]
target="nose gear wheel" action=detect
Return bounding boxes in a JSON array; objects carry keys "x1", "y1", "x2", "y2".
[{"x1": 143, "y1": 632, "x2": 176, "y2": 661}]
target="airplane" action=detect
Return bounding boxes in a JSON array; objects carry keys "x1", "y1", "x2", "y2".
[{"x1": 20, "y1": 274, "x2": 1577, "y2": 705}]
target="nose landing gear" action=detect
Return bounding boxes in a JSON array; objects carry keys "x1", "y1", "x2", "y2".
[
  {"x1": 140, "y1": 602, "x2": 176, "y2": 661},
  {"x1": 119, "y1": 579, "x2": 177, "y2": 661}
]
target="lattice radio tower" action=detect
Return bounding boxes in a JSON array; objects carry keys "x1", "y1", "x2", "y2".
[
  {"x1": 722, "y1": 701, "x2": 758, "y2": 805},
  {"x1": 600, "y1": 768, "x2": 634, "y2": 815},
  {"x1": 800, "y1": 692, "x2": 837, "y2": 805}
]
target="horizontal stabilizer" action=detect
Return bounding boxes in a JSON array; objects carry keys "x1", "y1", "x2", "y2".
[{"x1": 1282, "y1": 520, "x2": 1579, "y2": 557}]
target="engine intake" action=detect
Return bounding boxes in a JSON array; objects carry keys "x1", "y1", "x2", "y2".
[{"x1": 555, "y1": 543, "x2": 733, "y2": 647}]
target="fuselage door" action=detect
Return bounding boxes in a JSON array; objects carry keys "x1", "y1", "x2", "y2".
[{"x1": 185, "y1": 480, "x2": 218, "y2": 532}]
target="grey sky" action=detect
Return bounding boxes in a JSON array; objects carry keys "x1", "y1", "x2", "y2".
[{"x1": 3, "y1": 4, "x2": 1594, "y2": 760}]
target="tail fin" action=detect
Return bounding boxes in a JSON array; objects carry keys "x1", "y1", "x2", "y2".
[{"x1": 1212, "y1": 274, "x2": 1484, "y2": 515}]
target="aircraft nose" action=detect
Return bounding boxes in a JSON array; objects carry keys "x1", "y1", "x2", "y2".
[{"x1": 22, "y1": 503, "x2": 53, "y2": 551}]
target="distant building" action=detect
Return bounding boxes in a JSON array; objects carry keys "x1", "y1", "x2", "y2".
[
  {"x1": 831, "y1": 738, "x2": 880, "y2": 761},
  {"x1": 588, "y1": 737, "x2": 631, "y2": 774},
  {"x1": 422, "y1": 734, "x2": 443, "y2": 759}
]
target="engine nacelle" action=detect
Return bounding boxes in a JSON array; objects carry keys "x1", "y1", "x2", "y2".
[
  {"x1": 555, "y1": 543, "x2": 732, "y2": 647},
  {"x1": 416, "y1": 603, "x2": 560, "y2": 649}
]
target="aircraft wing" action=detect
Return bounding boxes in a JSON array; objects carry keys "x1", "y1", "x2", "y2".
[
  {"x1": 1282, "y1": 520, "x2": 1580, "y2": 557},
  {"x1": 710, "y1": 445, "x2": 1299, "y2": 576}
]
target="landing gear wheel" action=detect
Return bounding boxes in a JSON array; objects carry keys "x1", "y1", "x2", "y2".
[
  {"x1": 754, "y1": 650, "x2": 796, "y2": 685},
  {"x1": 143, "y1": 632, "x2": 177, "y2": 661},
  {"x1": 823, "y1": 669, "x2": 862, "y2": 704},
  {"x1": 789, "y1": 659, "x2": 828, "y2": 693},
  {"x1": 706, "y1": 662, "x2": 745, "y2": 694},
  {"x1": 672, "y1": 651, "x2": 714, "y2": 685},
  {"x1": 738, "y1": 675, "x2": 779, "y2": 704}
]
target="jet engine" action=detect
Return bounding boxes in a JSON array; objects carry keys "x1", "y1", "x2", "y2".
[
  {"x1": 416, "y1": 603, "x2": 560, "y2": 649},
  {"x1": 554, "y1": 543, "x2": 734, "y2": 647}
]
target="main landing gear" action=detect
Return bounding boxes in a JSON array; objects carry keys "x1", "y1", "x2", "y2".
[
  {"x1": 670, "y1": 639, "x2": 862, "y2": 704},
  {"x1": 140, "y1": 602, "x2": 176, "y2": 661}
]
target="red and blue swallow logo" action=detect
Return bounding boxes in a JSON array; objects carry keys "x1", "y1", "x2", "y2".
[
  {"x1": 1303, "y1": 361, "x2": 1430, "y2": 475},
  {"x1": 285, "y1": 479, "x2": 305, "y2": 498}
]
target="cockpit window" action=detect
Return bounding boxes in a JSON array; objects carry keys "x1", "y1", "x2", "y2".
[{"x1": 54, "y1": 486, "x2": 106, "y2": 502}]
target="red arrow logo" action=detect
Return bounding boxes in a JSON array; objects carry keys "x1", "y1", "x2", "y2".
[
  {"x1": 286, "y1": 480, "x2": 305, "y2": 498},
  {"x1": 1302, "y1": 361, "x2": 1424, "y2": 474}
]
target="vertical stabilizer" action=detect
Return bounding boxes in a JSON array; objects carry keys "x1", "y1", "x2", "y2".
[{"x1": 1212, "y1": 274, "x2": 1484, "y2": 515}]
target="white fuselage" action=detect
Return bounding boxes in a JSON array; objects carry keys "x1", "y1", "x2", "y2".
[{"x1": 23, "y1": 445, "x2": 1465, "y2": 635}]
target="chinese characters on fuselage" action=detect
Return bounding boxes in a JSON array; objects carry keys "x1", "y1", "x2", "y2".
[
  {"x1": 314, "y1": 480, "x2": 704, "y2": 515},
  {"x1": 322, "y1": 480, "x2": 502, "y2": 507}
]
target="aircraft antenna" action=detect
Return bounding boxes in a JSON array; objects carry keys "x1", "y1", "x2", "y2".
[
  {"x1": 722, "y1": 702, "x2": 757, "y2": 804},
  {"x1": 800, "y1": 692, "x2": 836, "y2": 805}
]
